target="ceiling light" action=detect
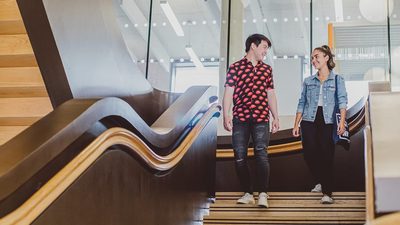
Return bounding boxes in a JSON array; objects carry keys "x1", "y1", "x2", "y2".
[
  {"x1": 179, "y1": 58, "x2": 185, "y2": 62},
  {"x1": 273, "y1": 18, "x2": 278, "y2": 22},
  {"x1": 202, "y1": 20, "x2": 207, "y2": 25},
  {"x1": 170, "y1": 58, "x2": 175, "y2": 63},
  {"x1": 124, "y1": 23, "x2": 129, "y2": 28},
  {"x1": 185, "y1": 45, "x2": 204, "y2": 68},
  {"x1": 294, "y1": 17, "x2": 298, "y2": 22},
  {"x1": 160, "y1": 1, "x2": 184, "y2": 36},
  {"x1": 210, "y1": 57, "x2": 215, "y2": 62},
  {"x1": 284, "y1": 18, "x2": 288, "y2": 22},
  {"x1": 263, "y1": 18, "x2": 267, "y2": 23},
  {"x1": 162, "y1": 22, "x2": 167, "y2": 26}
]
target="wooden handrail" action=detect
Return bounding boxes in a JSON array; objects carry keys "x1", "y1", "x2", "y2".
[
  {"x1": 0, "y1": 104, "x2": 220, "y2": 225},
  {"x1": 364, "y1": 125, "x2": 375, "y2": 222}
]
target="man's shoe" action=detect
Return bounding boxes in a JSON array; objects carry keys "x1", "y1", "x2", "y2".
[
  {"x1": 311, "y1": 183, "x2": 322, "y2": 193},
  {"x1": 237, "y1": 193, "x2": 255, "y2": 204},
  {"x1": 321, "y1": 194, "x2": 334, "y2": 204},
  {"x1": 257, "y1": 192, "x2": 269, "y2": 208}
]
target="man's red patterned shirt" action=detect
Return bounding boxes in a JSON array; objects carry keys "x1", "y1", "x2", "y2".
[{"x1": 225, "y1": 57, "x2": 274, "y2": 122}]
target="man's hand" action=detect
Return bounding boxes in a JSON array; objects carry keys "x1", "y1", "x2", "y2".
[
  {"x1": 223, "y1": 115, "x2": 233, "y2": 131},
  {"x1": 271, "y1": 118, "x2": 279, "y2": 133}
]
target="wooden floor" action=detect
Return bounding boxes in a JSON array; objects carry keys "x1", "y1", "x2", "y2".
[{"x1": 203, "y1": 192, "x2": 366, "y2": 225}]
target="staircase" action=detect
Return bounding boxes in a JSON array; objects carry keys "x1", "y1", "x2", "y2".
[
  {"x1": 204, "y1": 192, "x2": 366, "y2": 224},
  {"x1": 0, "y1": 0, "x2": 52, "y2": 146}
]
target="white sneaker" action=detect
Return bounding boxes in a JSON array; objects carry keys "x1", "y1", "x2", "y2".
[
  {"x1": 237, "y1": 193, "x2": 255, "y2": 204},
  {"x1": 321, "y1": 194, "x2": 334, "y2": 204},
  {"x1": 311, "y1": 183, "x2": 322, "y2": 193},
  {"x1": 257, "y1": 192, "x2": 269, "y2": 208}
]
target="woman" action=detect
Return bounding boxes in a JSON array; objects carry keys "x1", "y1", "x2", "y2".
[{"x1": 292, "y1": 45, "x2": 348, "y2": 204}]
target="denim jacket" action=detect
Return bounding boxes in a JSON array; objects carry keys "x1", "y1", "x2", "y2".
[{"x1": 296, "y1": 71, "x2": 348, "y2": 124}]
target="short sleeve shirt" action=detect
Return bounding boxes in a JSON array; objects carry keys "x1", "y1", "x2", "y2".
[{"x1": 225, "y1": 57, "x2": 274, "y2": 122}]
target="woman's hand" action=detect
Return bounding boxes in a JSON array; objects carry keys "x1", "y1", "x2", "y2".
[
  {"x1": 337, "y1": 122, "x2": 346, "y2": 135},
  {"x1": 292, "y1": 126, "x2": 300, "y2": 137}
]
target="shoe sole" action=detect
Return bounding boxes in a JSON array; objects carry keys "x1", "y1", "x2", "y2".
[
  {"x1": 237, "y1": 200, "x2": 255, "y2": 204},
  {"x1": 321, "y1": 201, "x2": 334, "y2": 204}
]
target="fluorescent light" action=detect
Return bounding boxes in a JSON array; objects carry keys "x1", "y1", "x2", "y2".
[
  {"x1": 160, "y1": 1, "x2": 184, "y2": 36},
  {"x1": 185, "y1": 45, "x2": 204, "y2": 69},
  {"x1": 334, "y1": 0, "x2": 344, "y2": 22}
]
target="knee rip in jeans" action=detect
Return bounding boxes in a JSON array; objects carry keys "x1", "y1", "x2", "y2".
[{"x1": 236, "y1": 158, "x2": 244, "y2": 162}]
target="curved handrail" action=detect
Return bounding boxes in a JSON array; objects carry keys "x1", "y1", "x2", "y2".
[
  {"x1": 0, "y1": 104, "x2": 220, "y2": 225},
  {"x1": 0, "y1": 86, "x2": 216, "y2": 216}
]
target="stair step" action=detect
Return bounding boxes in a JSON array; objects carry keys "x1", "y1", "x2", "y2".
[
  {"x1": 0, "y1": 117, "x2": 41, "y2": 126},
  {"x1": 0, "y1": 35, "x2": 36, "y2": 67},
  {"x1": 204, "y1": 192, "x2": 366, "y2": 225},
  {"x1": 0, "y1": 54, "x2": 37, "y2": 67},
  {"x1": 0, "y1": 97, "x2": 52, "y2": 118},
  {"x1": 0, "y1": 0, "x2": 22, "y2": 22},
  {"x1": 0, "y1": 20, "x2": 25, "y2": 34},
  {"x1": 0, "y1": 34, "x2": 33, "y2": 55},
  {"x1": 0, "y1": 126, "x2": 28, "y2": 146},
  {"x1": 0, "y1": 86, "x2": 47, "y2": 97},
  {"x1": 0, "y1": 67, "x2": 43, "y2": 85}
]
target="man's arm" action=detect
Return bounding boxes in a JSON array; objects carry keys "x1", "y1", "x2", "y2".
[
  {"x1": 222, "y1": 86, "x2": 234, "y2": 131},
  {"x1": 267, "y1": 89, "x2": 279, "y2": 133}
]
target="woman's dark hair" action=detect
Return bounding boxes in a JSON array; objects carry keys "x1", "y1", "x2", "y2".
[
  {"x1": 314, "y1": 45, "x2": 335, "y2": 70},
  {"x1": 245, "y1": 34, "x2": 272, "y2": 53}
]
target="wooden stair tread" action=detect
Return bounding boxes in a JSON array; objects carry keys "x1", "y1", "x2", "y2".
[
  {"x1": 205, "y1": 192, "x2": 366, "y2": 225},
  {"x1": 0, "y1": 20, "x2": 25, "y2": 34},
  {"x1": 0, "y1": 0, "x2": 22, "y2": 21},
  {"x1": 0, "y1": 67, "x2": 43, "y2": 84},
  {"x1": 0, "y1": 125, "x2": 28, "y2": 145},
  {"x1": 216, "y1": 192, "x2": 366, "y2": 196},
  {"x1": 212, "y1": 200, "x2": 365, "y2": 208},
  {"x1": 0, "y1": 117, "x2": 41, "y2": 126},
  {"x1": 203, "y1": 220, "x2": 364, "y2": 224},
  {"x1": 0, "y1": 34, "x2": 33, "y2": 55},
  {"x1": 0, "y1": 86, "x2": 48, "y2": 97},
  {"x1": 0, "y1": 54, "x2": 37, "y2": 67},
  {"x1": 0, "y1": 97, "x2": 52, "y2": 117}
]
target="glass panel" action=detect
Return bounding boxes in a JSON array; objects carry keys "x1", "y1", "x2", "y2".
[
  {"x1": 117, "y1": 0, "x2": 151, "y2": 78},
  {"x1": 145, "y1": 0, "x2": 222, "y2": 92},
  {"x1": 312, "y1": 0, "x2": 391, "y2": 107},
  {"x1": 226, "y1": 0, "x2": 310, "y2": 131},
  {"x1": 391, "y1": 0, "x2": 400, "y2": 91}
]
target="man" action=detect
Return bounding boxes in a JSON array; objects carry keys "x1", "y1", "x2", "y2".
[{"x1": 223, "y1": 33, "x2": 279, "y2": 208}]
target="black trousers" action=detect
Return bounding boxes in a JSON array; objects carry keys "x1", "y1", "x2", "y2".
[{"x1": 301, "y1": 107, "x2": 335, "y2": 196}]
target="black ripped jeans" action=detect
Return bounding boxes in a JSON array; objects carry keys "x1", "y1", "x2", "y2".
[{"x1": 232, "y1": 118, "x2": 270, "y2": 194}]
